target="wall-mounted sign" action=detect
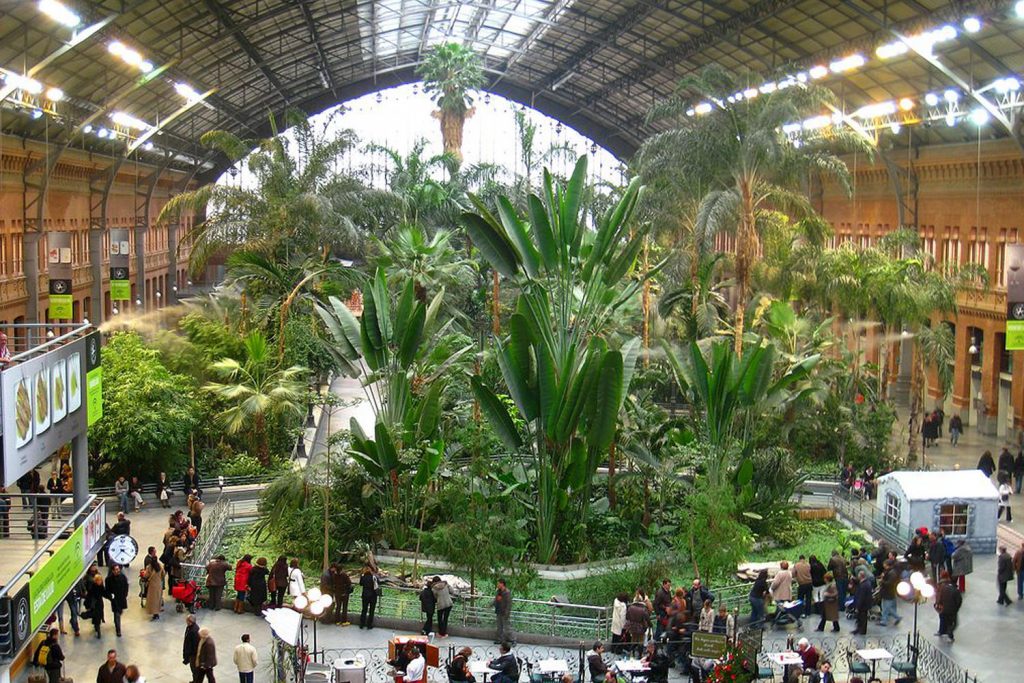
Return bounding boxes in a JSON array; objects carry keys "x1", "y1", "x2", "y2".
[
  {"x1": 690, "y1": 632, "x2": 728, "y2": 659},
  {"x1": 48, "y1": 232, "x2": 73, "y2": 319},
  {"x1": 1006, "y1": 244, "x2": 1024, "y2": 350},
  {"x1": 109, "y1": 228, "x2": 130, "y2": 302},
  {"x1": 0, "y1": 331, "x2": 101, "y2": 487}
]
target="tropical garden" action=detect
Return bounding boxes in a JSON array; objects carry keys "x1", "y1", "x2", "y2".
[{"x1": 89, "y1": 45, "x2": 988, "y2": 591}]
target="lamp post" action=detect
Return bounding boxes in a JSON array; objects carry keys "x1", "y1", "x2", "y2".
[
  {"x1": 293, "y1": 588, "x2": 333, "y2": 662},
  {"x1": 897, "y1": 570, "x2": 935, "y2": 673}
]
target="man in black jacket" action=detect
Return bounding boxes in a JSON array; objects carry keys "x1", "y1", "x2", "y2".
[
  {"x1": 182, "y1": 614, "x2": 201, "y2": 682},
  {"x1": 105, "y1": 564, "x2": 130, "y2": 637},
  {"x1": 419, "y1": 578, "x2": 436, "y2": 635},
  {"x1": 853, "y1": 576, "x2": 874, "y2": 635},
  {"x1": 183, "y1": 467, "x2": 202, "y2": 497},
  {"x1": 653, "y1": 579, "x2": 672, "y2": 639}
]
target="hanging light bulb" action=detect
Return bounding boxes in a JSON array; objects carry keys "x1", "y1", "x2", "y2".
[{"x1": 969, "y1": 338, "x2": 978, "y2": 354}]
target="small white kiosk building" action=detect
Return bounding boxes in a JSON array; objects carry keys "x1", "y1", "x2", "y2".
[{"x1": 874, "y1": 470, "x2": 1000, "y2": 553}]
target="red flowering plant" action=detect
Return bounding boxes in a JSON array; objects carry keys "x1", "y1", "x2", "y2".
[{"x1": 707, "y1": 640, "x2": 755, "y2": 683}]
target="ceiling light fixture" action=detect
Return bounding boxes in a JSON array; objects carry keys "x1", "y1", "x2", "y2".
[
  {"x1": 969, "y1": 108, "x2": 990, "y2": 125},
  {"x1": 3, "y1": 72, "x2": 44, "y2": 95},
  {"x1": 854, "y1": 101, "x2": 896, "y2": 119},
  {"x1": 963, "y1": 17, "x2": 981, "y2": 33},
  {"x1": 944, "y1": 89, "x2": 960, "y2": 102},
  {"x1": 111, "y1": 111, "x2": 151, "y2": 130},
  {"x1": 742, "y1": 87, "x2": 758, "y2": 99},
  {"x1": 45, "y1": 87, "x2": 63, "y2": 101},
  {"x1": 38, "y1": 0, "x2": 81, "y2": 28},
  {"x1": 808, "y1": 65, "x2": 829, "y2": 79},
  {"x1": 694, "y1": 102, "x2": 713, "y2": 115},
  {"x1": 174, "y1": 82, "x2": 201, "y2": 101},
  {"x1": 924, "y1": 92, "x2": 939, "y2": 106},
  {"x1": 108, "y1": 41, "x2": 154, "y2": 72},
  {"x1": 898, "y1": 97, "x2": 914, "y2": 111},
  {"x1": 829, "y1": 54, "x2": 865, "y2": 73}
]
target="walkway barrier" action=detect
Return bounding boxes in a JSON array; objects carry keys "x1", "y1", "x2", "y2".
[
  {"x1": 831, "y1": 489, "x2": 916, "y2": 550},
  {"x1": 0, "y1": 496, "x2": 104, "y2": 661},
  {"x1": 345, "y1": 585, "x2": 612, "y2": 641},
  {"x1": 89, "y1": 473, "x2": 277, "y2": 499},
  {"x1": 181, "y1": 496, "x2": 232, "y2": 583}
]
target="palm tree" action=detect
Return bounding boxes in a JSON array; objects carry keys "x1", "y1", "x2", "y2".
[
  {"x1": 374, "y1": 225, "x2": 474, "y2": 304},
  {"x1": 416, "y1": 42, "x2": 485, "y2": 162},
  {"x1": 158, "y1": 110, "x2": 362, "y2": 274},
  {"x1": 205, "y1": 330, "x2": 308, "y2": 465},
  {"x1": 639, "y1": 65, "x2": 866, "y2": 355},
  {"x1": 224, "y1": 251, "x2": 360, "y2": 361}
]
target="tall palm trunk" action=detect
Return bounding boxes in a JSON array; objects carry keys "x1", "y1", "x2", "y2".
[
  {"x1": 734, "y1": 178, "x2": 757, "y2": 357},
  {"x1": 641, "y1": 238, "x2": 650, "y2": 363},
  {"x1": 492, "y1": 270, "x2": 501, "y2": 335},
  {"x1": 908, "y1": 343, "x2": 923, "y2": 464},
  {"x1": 438, "y1": 109, "x2": 466, "y2": 162}
]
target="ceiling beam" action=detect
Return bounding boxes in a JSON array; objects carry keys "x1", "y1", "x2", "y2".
[
  {"x1": 295, "y1": 0, "x2": 337, "y2": 95},
  {"x1": 576, "y1": 0, "x2": 803, "y2": 112},
  {"x1": 201, "y1": 0, "x2": 292, "y2": 104}
]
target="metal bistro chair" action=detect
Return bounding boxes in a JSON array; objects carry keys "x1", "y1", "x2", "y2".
[
  {"x1": 845, "y1": 648, "x2": 871, "y2": 678},
  {"x1": 889, "y1": 636, "x2": 916, "y2": 679}
]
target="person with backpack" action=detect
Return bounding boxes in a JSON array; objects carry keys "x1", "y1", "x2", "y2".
[{"x1": 33, "y1": 628, "x2": 64, "y2": 683}]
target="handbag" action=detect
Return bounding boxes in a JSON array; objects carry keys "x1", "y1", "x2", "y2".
[
  {"x1": 160, "y1": 488, "x2": 169, "y2": 501},
  {"x1": 268, "y1": 576, "x2": 277, "y2": 593}
]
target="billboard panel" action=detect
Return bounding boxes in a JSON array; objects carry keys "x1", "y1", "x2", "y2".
[
  {"x1": 1, "y1": 332, "x2": 101, "y2": 487},
  {"x1": 1006, "y1": 243, "x2": 1024, "y2": 351}
]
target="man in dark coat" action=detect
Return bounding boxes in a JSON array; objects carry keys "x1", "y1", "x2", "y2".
[
  {"x1": 853, "y1": 576, "x2": 873, "y2": 635},
  {"x1": 330, "y1": 564, "x2": 352, "y2": 625},
  {"x1": 997, "y1": 545, "x2": 1014, "y2": 605},
  {"x1": 978, "y1": 451, "x2": 996, "y2": 478},
  {"x1": 999, "y1": 448, "x2": 1015, "y2": 481},
  {"x1": 653, "y1": 579, "x2": 672, "y2": 639},
  {"x1": 183, "y1": 467, "x2": 201, "y2": 497},
  {"x1": 935, "y1": 573, "x2": 962, "y2": 641},
  {"x1": 105, "y1": 564, "x2": 130, "y2": 637},
  {"x1": 928, "y1": 533, "x2": 947, "y2": 584},
  {"x1": 97, "y1": 649, "x2": 127, "y2": 683},
  {"x1": 419, "y1": 577, "x2": 436, "y2": 635},
  {"x1": 183, "y1": 615, "x2": 201, "y2": 680}
]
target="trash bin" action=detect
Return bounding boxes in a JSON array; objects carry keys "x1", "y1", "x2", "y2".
[{"x1": 333, "y1": 657, "x2": 367, "y2": 683}]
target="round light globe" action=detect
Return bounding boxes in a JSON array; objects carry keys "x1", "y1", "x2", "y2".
[
  {"x1": 910, "y1": 571, "x2": 926, "y2": 589},
  {"x1": 321, "y1": 594, "x2": 334, "y2": 608},
  {"x1": 308, "y1": 588, "x2": 322, "y2": 602},
  {"x1": 897, "y1": 581, "x2": 912, "y2": 598},
  {"x1": 920, "y1": 583, "x2": 935, "y2": 599},
  {"x1": 310, "y1": 601, "x2": 324, "y2": 616},
  {"x1": 293, "y1": 595, "x2": 309, "y2": 611}
]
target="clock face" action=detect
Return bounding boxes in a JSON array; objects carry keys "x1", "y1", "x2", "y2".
[{"x1": 108, "y1": 534, "x2": 138, "y2": 566}]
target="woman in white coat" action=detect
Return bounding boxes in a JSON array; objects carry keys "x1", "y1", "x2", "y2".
[
  {"x1": 288, "y1": 558, "x2": 306, "y2": 599},
  {"x1": 610, "y1": 592, "x2": 628, "y2": 653}
]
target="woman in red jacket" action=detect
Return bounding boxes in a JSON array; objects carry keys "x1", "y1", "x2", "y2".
[{"x1": 233, "y1": 554, "x2": 253, "y2": 614}]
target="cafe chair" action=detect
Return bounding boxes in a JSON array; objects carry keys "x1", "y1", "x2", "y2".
[{"x1": 845, "y1": 649, "x2": 871, "y2": 677}]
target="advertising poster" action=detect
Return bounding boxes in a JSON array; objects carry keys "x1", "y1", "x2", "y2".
[
  {"x1": 109, "y1": 228, "x2": 130, "y2": 302},
  {"x1": 1006, "y1": 243, "x2": 1024, "y2": 350},
  {"x1": 48, "y1": 232, "x2": 74, "y2": 319},
  {"x1": 1, "y1": 331, "x2": 101, "y2": 487},
  {"x1": 26, "y1": 504, "x2": 106, "y2": 631},
  {"x1": 85, "y1": 332, "x2": 102, "y2": 426}
]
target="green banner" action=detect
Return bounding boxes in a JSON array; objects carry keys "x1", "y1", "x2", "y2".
[
  {"x1": 29, "y1": 524, "x2": 84, "y2": 630},
  {"x1": 1009, "y1": 321, "x2": 1024, "y2": 351},
  {"x1": 691, "y1": 631, "x2": 727, "y2": 659},
  {"x1": 111, "y1": 280, "x2": 131, "y2": 301},
  {"x1": 50, "y1": 294, "x2": 73, "y2": 320},
  {"x1": 87, "y1": 367, "x2": 102, "y2": 426}
]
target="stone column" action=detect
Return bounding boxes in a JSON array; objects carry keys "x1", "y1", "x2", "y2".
[
  {"x1": 952, "y1": 323, "x2": 972, "y2": 422},
  {"x1": 978, "y1": 324, "x2": 1002, "y2": 436},
  {"x1": 1011, "y1": 351, "x2": 1024, "y2": 435},
  {"x1": 72, "y1": 432, "x2": 89, "y2": 511}
]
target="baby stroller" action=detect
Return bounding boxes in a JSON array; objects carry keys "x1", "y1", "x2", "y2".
[
  {"x1": 844, "y1": 588, "x2": 882, "y2": 622},
  {"x1": 172, "y1": 580, "x2": 204, "y2": 614},
  {"x1": 772, "y1": 599, "x2": 804, "y2": 629}
]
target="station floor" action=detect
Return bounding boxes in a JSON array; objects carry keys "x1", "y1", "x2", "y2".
[{"x1": 5, "y1": 501, "x2": 1014, "y2": 683}]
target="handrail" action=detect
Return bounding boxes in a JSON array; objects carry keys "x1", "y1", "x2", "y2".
[
  {"x1": 90, "y1": 473, "x2": 276, "y2": 496},
  {"x1": 0, "y1": 495, "x2": 101, "y2": 602},
  {"x1": 6, "y1": 323, "x2": 91, "y2": 363}
]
